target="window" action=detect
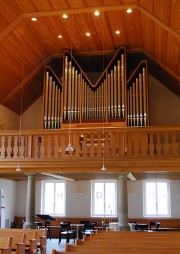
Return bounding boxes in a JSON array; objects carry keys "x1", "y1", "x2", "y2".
[
  {"x1": 143, "y1": 180, "x2": 171, "y2": 217},
  {"x1": 91, "y1": 180, "x2": 117, "y2": 217},
  {"x1": 42, "y1": 180, "x2": 66, "y2": 216}
]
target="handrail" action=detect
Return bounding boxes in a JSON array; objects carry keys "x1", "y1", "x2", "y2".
[{"x1": 0, "y1": 126, "x2": 179, "y2": 161}]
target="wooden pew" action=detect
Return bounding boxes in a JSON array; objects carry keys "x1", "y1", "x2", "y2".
[
  {"x1": 0, "y1": 236, "x2": 24, "y2": 254},
  {"x1": 52, "y1": 230, "x2": 180, "y2": 254},
  {"x1": 0, "y1": 228, "x2": 47, "y2": 254},
  {"x1": 34, "y1": 228, "x2": 47, "y2": 254},
  {"x1": 0, "y1": 229, "x2": 36, "y2": 254},
  {"x1": 0, "y1": 231, "x2": 25, "y2": 254},
  {"x1": 0, "y1": 236, "x2": 13, "y2": 254},
  {"x1": 10, "y1": 228, "x2": 47, "y2": 253},
  {"x1": 52, "y1": 248, "x2": 180, "y2": 254}
]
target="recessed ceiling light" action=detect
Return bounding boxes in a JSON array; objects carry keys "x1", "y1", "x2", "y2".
[
  {"x1": 115, "y1": 30, "x2": 121, "y2": 35},
  {"x1": 57, "y1": 35, "x2": 63, "y2": 39},
  {"x1": 62, "y1": 14, "x2": 68, "y2": 19},
  {"x1": 86, "y1": 32, "x2": 91, "y2": 37},
  {"x1": 126, "y1": 8, "x2": 133, "y2": 13},
  {"x1": 94, "y1": 10, "x2": 100, "y2": 16},
  {"x1": 31, "y1": 17, "x2": 37, "y2": 22}
]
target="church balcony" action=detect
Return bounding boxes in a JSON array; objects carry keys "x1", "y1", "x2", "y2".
[{"x1": 0, "y1": 126, "x2": 179, "y2": 174}]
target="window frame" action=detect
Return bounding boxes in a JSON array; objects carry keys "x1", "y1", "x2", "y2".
[
  {"x1": 91, "y1": 179, "x2": 117, "y2": 217},
  {"x1": 41, "y1": 180, "x2": 66, "y2": 216},
  {"x1": 143, "y1": 179, "x2": 171, "y2": 217}
]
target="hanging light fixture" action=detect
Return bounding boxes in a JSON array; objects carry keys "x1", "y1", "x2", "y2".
[
  {"x1": 101, "y1": 11, "x2": 106, "y2": 171},
  {"x1": 101, "y1": 129, "x2": 106, "y2": 171},
  {"x1": 65, "y1": 4, "x2": 74, "y2": 153},
  {"x1": 16, "y1": 44, "x2": 25, "y2": 172}
]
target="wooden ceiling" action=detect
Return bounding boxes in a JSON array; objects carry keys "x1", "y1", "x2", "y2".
[{"x1": 0, "y1": 0, "x2": 179, "y2": 115}]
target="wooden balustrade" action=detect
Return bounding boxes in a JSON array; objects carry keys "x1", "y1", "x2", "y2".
[{"x1": 0, "y1": 127, "x2": 179, "y2": 161}]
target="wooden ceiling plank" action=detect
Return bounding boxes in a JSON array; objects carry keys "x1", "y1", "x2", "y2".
[
  {"x1": 1, "y1": 33, "x2": 40, "y2": 74},
  {"x1": 0, "y1": 15, "x2": 23, "y2": 41},
  {"x1": 165, "y1": 34, "x2": 180, "y2": 76},
  {"x1": 107, "y1": 10, "x2": 127, "y2": 48},
  {"x1": 48, "y1": 0, "x2": 70, "y2": 10},
  {"x1": 153, "y1": 26, "x2": 168, "y2": 65},
  {"x1": 31, "y1": 0, "x2": 54, "y2": 12},
  {"x1": 73, "y1": 13, "x2": 101, "y2": 52},
  {"x1": 153, "y1": 0, "x2": 171, "y2": 26},
  {"x1": 1, "y1": 54, "x2": 57, "y2": 104},
  {"x1": 138, "y1": 5, "x2": 179, "y2": 39},
  {"x1": 0, "y1": 0, "x2": 21, "y2": 23},
  {"x1": 14, "y1": 20, "x2": 49, "y2": 61},
  {"x1": 170, "y1": 0, "x2": 180, "y2": 33},
  {"x1": 140, "y1": 12, "x2": 155, "y2": 55},
  {"x1": 13, "y1": 0, "x2": 39, "y2": 13},
  {"x1": 123, "y1": 9, "x2": 141, "y2": 48},
  {"x1": 25, "y1": 17, "x2": 63, "y2": 54}
]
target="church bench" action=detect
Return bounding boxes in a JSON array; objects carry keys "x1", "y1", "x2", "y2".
[
  {"x1": 53, "y1": 247, "x2": 180, "y2": 254},
  {"x1": 0, "y1": 228, "x2": 46, "y2": 254},
  {"x1": 59, "y1": 231, "x2": 180, "y2": 253},
  {"x1": 0, "y1": 249, "x2": 11, "y2": 254},
  {"x1": 0, "y1": 232, "x2": 25, "y2": 251},
  {"x1": 0, "y1": 236, "x2": 13, "y2": 254},
  {"x1": 0, "y1": 230, "x2": 37, "y2": 254},
  {"x1": 0, "y1": 236, "x2": 24, "y2": 254}
]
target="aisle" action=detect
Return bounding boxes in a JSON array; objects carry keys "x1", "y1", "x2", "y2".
[{"x1": 46, "y1": 238, "x2": 74, "y2": 254}]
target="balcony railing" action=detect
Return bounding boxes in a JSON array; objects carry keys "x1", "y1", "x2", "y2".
[{"x1": 0, "y1": 126, "x2": 179, "y2": 161}]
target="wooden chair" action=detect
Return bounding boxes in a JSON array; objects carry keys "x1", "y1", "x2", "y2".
[{"x1": 58, "y1": 222, "x2": 75, "y2": 244}]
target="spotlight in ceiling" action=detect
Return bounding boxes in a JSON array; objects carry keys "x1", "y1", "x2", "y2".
[
  {"x1": 126, "y1": 8, "x2": 133, "y2": 14},
  {"x1": 31, "y1": 17, "x2": 37, "y2": 22},
  {"x1": 62, "y1": 14, "x2": 68, "y2": 19},
  {"x1": 94, "y1": 10, "x2": 100, "y2": 16}
]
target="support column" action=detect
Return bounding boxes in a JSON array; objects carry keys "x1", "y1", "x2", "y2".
[
  {"x1": 23, "y1": 173, "x2": 36, "y2": 229},
  {"x1": 117, "y1": 174, "x2": 129, "y2": 231}
]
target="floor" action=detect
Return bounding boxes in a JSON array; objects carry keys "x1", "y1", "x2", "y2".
[{"x1": 46, "y1": 238, "x2": 74, "y2": 254}]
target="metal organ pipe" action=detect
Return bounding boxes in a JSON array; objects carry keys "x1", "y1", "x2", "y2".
[{"x1": 43, "y1": 70, "x2": 62, "y2": 129}]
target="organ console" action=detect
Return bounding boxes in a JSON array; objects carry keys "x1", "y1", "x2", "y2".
[{"x1": 42, "y1": 47, "x2": 149, "y2": 129}]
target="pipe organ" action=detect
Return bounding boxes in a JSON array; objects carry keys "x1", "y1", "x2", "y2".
[
  {"x1": 43, "y1": 67, "x2": 62, "y2": 129},
  {"x1": 42, "y1": 47, "x2": 149, "y2": 129},
  {"x1": 127, "y1": 61, "x2": 149, "y2": 127}
]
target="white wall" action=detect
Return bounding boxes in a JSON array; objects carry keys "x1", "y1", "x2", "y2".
[
  {"x1": 0, "y1": 179, "x2": 16, "y2": 227},
  {"x1": 148, "y1": 75, "x2": 180, "y2": 126},
  {"x1": 66, "y1": 181, "x2": 91, "y2": 218},
  {"x1": 21, "y1": 97, "x2": 43, "y2": 130},
  {"x1": 14, "y1": 179, "x2": 180, "y2": 219},
  {"x1": 0, "y1": 105, "x2": 19, "y2": 130}
]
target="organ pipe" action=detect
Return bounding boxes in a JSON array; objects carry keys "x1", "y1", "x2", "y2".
[{"x1": 43, "y1": 67, "x2": 62, "y2": 129}]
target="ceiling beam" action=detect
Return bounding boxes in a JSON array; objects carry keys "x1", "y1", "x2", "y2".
[{"x1": 0, "y1": 3, "x2": 178, "y2": 45}]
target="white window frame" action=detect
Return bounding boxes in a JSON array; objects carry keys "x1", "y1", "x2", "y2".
[
  {"x1": 41, "y1": 180, "x2": 66, "y2": 216},
  {"x1": 143, "y1": 179, "x2": 171, "y2": 217},
  {"x1": 91, "y1": 180, "x2": 117, "y2": 217}
]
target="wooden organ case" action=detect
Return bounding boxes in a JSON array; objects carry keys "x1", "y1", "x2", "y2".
[{"x1": 43, "y1": 47, "x2": 149, "y2": 129}]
